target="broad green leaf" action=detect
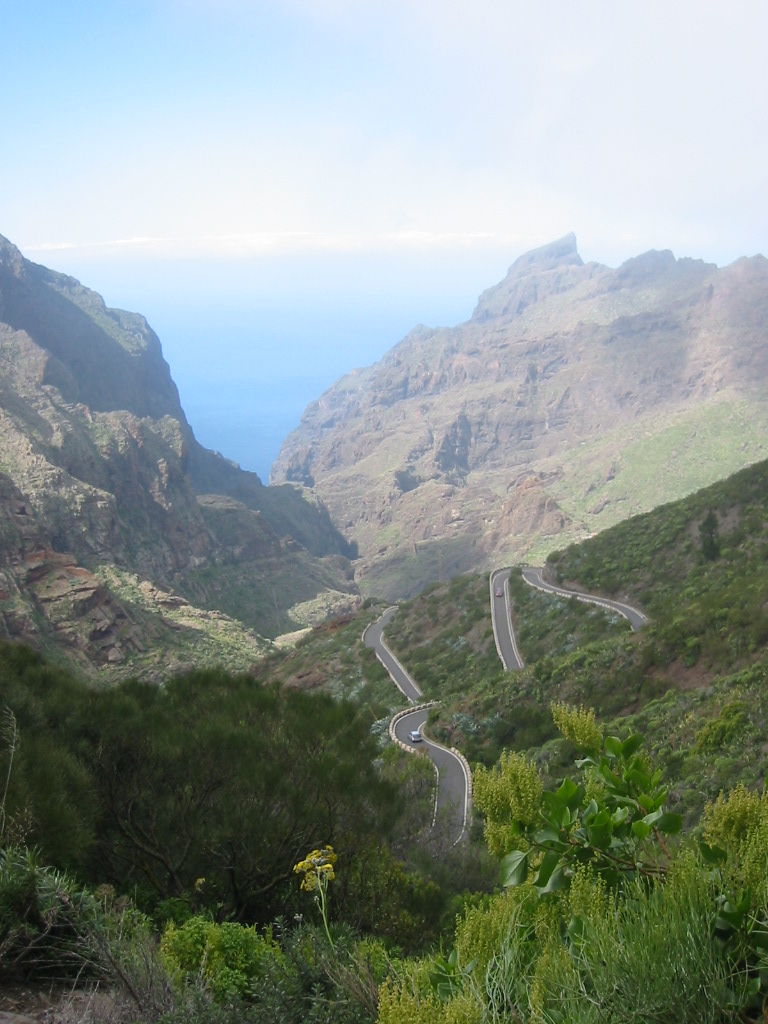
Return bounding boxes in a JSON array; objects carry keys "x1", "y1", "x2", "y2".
[
  {"x1": 542, "y1": 790, "x2": 566, "y2": 812},
  {"x1": 638, "y1": 793, "x2": 660, "y2": 814},
  {"x1": 541, "y1": 790, "x2": 574, "y2": 829},
  {"x1": 540, "y1": 807, "x2": 566, "y2": 831},
  {"x1": 556, "y1": 778, "x2": 584, "y2": 810},
  {"x1": 599, "y1": 762, "x2": 624, "y2": 793},
  {"x1": 631, "y1": 820, "x2": 652, "y2": 840},
  {"x1": 621, "y1": 733, "x2": 644, "y2": 759},
  {"x1": 627, "y1": 768, "x2": 651, "y2": 792},
  {"x1": 716, "y1": 905, "x2": 748, "y2": 932},
  {"x1": 538, "y1": 865, "x2": 568, "y2": 894},
  {"x1": 604, "y1": 735, "x2": 622, "y2": 757},
  {"x1": 641, "y1": 808, "x2": 663, "y2": 828},
  {"x1": 699, "y1": 841, "x2": 726, "y2": 865},
  {"x1": 501, "y1": 849, "x2": 528, "y2": 887},
  {"x1": 534, "y1": 849, "x2": 562, "y2": 889},
  {"x1": 533, "y1": 828, "x2": 570, "y2": 853},
  {"x1": 588, "y1": 817, "x2": 613, "y2": 848},
  {"x1": 611, "y1": 806, "x2": 629, "y2": 826},
  {"x1": 583, "y1": 798, "x2": 599, "y2": 819},
  {"x1": 575, "y1": 756, "x2": 598, "y2": 769},
  {"x1": 555, "y1": 777, "x2": 579, "y2": 801},
  {"x1": 571, "y1": 827, "x2": 590, "y2": 848},
  {"x1": 655, "y1": 812, "x2": 682, "y2": 834}
]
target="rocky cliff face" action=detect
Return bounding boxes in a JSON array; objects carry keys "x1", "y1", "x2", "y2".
[
  {"x1": 272, "y1": 234, "x2": 768, "y2": 598},
  {"x1": 0, "y1": 233, "x2": 358, "y2": 678}
]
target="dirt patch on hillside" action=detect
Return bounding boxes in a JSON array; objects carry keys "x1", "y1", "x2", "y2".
[{"x1": 0, "y1": 984, "x2": 121, "y2": 1024}]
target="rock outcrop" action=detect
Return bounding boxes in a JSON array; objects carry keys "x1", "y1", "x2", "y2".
[
  {"x1": 0, "y1": 233, "x2": 359, "y2": 678},
  {"x1": 272, "y1": 235, "x2": 768, "y2": 598}
]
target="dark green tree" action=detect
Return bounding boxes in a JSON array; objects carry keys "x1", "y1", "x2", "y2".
[
  {"x1": 698, "y1": 508, "x2": 720, "y2": 560},
  {"x1": 81, "y1": 669, "x2": 401, "y2": 922}
]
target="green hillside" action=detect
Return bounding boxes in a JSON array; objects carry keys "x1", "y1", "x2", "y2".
[
  {"x1": 2, "y1": 457, "x2": 768, "y2": 1022},
  {"x1": 382, "y1": 458, "x2": 768, "y2": 822},
  {"x1": 374, "y1": 457, "x2": 768, "y2": 1024}
]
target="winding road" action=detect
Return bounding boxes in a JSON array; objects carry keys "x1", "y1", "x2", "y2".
[
  {"x1": 366, "y1": 567, "x2": 647, "y2": 845},
  {"x1": 362, "y1": 607, "x2": 423, "y2": 701},
  {"x1": 363, "y1": 612, "x2": 470, "y2": 846},
  {"x1": 490, "y1": 567, "x2": 525, "y2": 670},
  {"x1": 521, "y1": 566, "x2": 649, "y2": 631}
]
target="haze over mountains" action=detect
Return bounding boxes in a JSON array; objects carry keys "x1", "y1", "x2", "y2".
[
  {"x1": 1, "y1": 229, "x2": 767, "y2": 674},
  {"x1": 0, "y1": 232, "x2": 357, "y2": 678},
  {"x1": 272, "y1": 235, "x2": 768, "y2": 598}
]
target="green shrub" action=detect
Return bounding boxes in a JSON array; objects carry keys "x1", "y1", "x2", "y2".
[
  {"x1": 161, "y1": 916, "x2": 280, "y2": 1000},
  {"x1": 0, "y1": 844, "x2": 97, "y2": 980},
  {"x1": 696, "y1": 699, "x2": 750, "y2": 753},
  {"x1": 513, "y1": 860, "x2": 730, "y2": 1024},
  {"x1": 377, "y1": 962, "x2": 482, "y2": 1024}
]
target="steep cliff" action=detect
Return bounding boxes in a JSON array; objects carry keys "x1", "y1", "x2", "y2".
[
  {"x1": 0, "y1": 233, "x2": 358, "y2": 678},
  {"x1": 272, "y1": 235, "x2": 768, "y2": 597}
]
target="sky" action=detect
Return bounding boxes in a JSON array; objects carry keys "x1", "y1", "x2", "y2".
[{"x1": 2, "y1": 0, "x2": 767, "y2": 479}]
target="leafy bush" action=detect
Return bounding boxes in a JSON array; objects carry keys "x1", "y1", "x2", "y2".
[
  {"x1": 158, "y1": 922, "x2": 390, "y2": 1024},
  {"x1": 0, "y1": 844, "x2": 97, "y2": 980},
  {"x1": 368, "y1": 701, "x2": 768, "y2": 1024},
  {"x1": 161, "y1": 916, "x2": 280, "y2": 1000}
]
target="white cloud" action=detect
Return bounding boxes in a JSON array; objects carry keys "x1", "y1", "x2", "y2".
[
  {"x1": 25, "y1": 229, "x2": 529, "y2": 262},
  {"x1": 4, "y1": 0, "x2": 768, "y2": 272}
]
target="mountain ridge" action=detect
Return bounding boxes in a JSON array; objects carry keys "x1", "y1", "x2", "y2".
[
  {"x1": 272, "y1": 235, "x2": 768, "y2": 599},
  {"x1": 0, "y1": 233, "x2": 359, "y2": 678}
]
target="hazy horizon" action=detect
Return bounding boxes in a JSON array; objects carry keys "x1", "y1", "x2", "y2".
[
  {"x1": 16, "y1": 234, "x2": 766, "y2": 482},
  {"x1": 3, "y1": 1, "x2": 767, "y2": 479},
  {"x1": 31, "y1": 244, "x2": 522, "y2": 481}
]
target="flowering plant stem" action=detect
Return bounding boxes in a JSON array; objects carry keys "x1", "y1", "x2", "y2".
[
  {"x1": 317, "y1": 875, "x2": 333, "y2": 949},
  {"x1": 293, "y1": 845, "x2": 337, "y2": 950}
]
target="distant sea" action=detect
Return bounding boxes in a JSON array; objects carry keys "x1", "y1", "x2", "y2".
[
  {"x1": 180, "y1": 373, "x2": 334, "y2": 483},
  {"x1": 159, "y1": 294, "x2": 442, "y2": 482},
  {"x1": 40, "y1": 248, "x2": 514, "y2": 482}
]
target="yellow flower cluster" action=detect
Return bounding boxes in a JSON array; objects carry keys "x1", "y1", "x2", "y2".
[
  {"x1": 293, "y1": 845, "x2": 337, "y2": 892},
  {"x1": 550, "y1": 701, "x2": 603, "y2": 757}
]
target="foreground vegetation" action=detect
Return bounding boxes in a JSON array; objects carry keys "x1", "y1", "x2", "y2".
[
  {"x1": 384, "y1": 460, "x2": 768, "y2": 820},
  {"x1": 379, "y1": 707, "x2": 768, "y2": 1024},
  {"x1": 0, "y1": 631, "x2": 487, "y2": 1020},
  {"x1": 3, "y1": 704, "x2": 767, "y2": 1022},
  {"x1": 3, "y1": 457, "x2": 768, "y2": 1020}
]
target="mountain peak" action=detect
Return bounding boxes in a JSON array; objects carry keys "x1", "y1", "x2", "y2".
[
  {"x1": 0, "y1": 232, "x2": 25, "y2": 275},
  {"x1": 508, "y1": 232, "x2": 582, "y2": 275},
  {"x1": 471, "y1": 233, "x2": 586, "y2": 322},
  {"x1": 273, "y1": 237, "x2": 768, "y2": 601}
]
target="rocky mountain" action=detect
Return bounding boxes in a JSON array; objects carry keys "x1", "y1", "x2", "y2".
[
  {"x1": 272, "y1": 235, "x2": 768, "y2": 598},
  {"x1": 0, "y1": 233, "x2": 359, "y2": 679}
]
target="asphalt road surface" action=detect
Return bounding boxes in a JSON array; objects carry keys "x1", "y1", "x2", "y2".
[
  {"x1": 362, "y1": 607, "x2": 423, "y2": 701},
  {"x1": 364, "y1": 569, "x2": 646, "y2": 841},
  {"x1": 363, "y1": 610, "x2": 469, "y2": 845},
  {"x1": 490, "y1": 567, "x2": 524, "y2": 670},
  {"x1": 392, "y1": 706, "x2": 469, "y2": 841},
  {"x1": 521, "y1": 566, "x2": 649, "y2": 630}
]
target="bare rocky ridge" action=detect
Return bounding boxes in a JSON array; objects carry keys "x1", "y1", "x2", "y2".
[
  {"x1": 0, "y1": 233, "x2": 359, "y2": 678},
  {"x1": 272, "y1": 234, "x2": 768, "y2": 598}
]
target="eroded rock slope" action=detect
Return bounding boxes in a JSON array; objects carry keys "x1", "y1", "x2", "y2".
[
  {"x1": 0, "y1": 233, "x2": 358, "y2": 678},
  {"x1": 273, "y1": 235, "x2": 768, "y2": 597}
]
